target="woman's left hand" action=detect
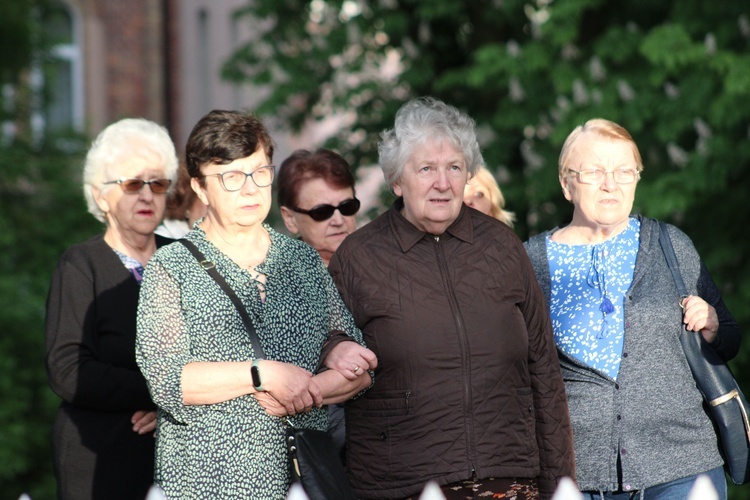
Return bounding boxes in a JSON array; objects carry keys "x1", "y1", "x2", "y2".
[
  {"x1": 255, "y1": 379, "x2": 327, "y2": 416},
  {"x1": 131, "y1": 410, "x2": 157, "y2": 435},
  {"x1": 258, "y1": 360, "x2": 322, "y2": 415},
  {"x1": 254, "y1": 392, "x2": 290, "y2": 417},
  {"x1": 681, "y1": 295, "x2": 719, "y2": 343}
]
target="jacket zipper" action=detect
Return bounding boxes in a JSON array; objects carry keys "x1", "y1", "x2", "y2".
[{"x1": 433, "y1": 235, "x2": 476, "y2": 469}]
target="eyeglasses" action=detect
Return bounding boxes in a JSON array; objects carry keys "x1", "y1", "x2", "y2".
[
  {"x1": 292, "y1": 198, "x2": 361, "y2": 222},
  {"x1": 203, "y1": 165, "x2": 275, "y2": 191},
  {"x1": 103, "y1": 178, "x2": 172, "y2": 194},
  {"x1": 569, "y1": 168, "x2": 640, "y2": 185}
]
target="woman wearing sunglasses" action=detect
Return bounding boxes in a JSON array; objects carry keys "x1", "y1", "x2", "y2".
[
  {"x1": 135, "y1": 110, "x2": 376, "y2": 498},
  {"x1": 45, "y1": 118, "x2": 179, "y2": 499},
  {"x1": 277, "y1": 148, "x2": 362, "y2": 463},
  {"x1": 278, "y1": 148, "x2": 360, "y2": 267}
]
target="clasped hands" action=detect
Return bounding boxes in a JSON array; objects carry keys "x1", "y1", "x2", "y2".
[{"x1": 255, "y1": 341, "x2": 376, "y2": 417}]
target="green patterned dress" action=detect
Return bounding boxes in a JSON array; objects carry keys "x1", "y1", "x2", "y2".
[{"x1": 136, "y1": 224, "x2": 364, "y2": 499}]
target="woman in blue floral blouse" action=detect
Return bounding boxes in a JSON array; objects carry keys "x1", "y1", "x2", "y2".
[{"x1": 524, "y1": 118, "x2": 741, "y2": 499}]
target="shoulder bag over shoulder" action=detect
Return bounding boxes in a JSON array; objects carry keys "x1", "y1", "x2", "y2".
[
  {"x1": 658, "y1": 222, "x2": 750, "y2": 485},
  {"x1": 179, "y1": 239, "x2": 358, "y2": 499}
]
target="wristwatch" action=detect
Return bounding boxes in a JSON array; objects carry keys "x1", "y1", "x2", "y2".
[{"x1": 251, "y1": 359, "x2": 265, "y2": 391}]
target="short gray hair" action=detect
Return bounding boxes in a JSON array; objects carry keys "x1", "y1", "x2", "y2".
[
  {"x1": 378, "y1": 97, "x2": 483, "y2": 186},
  {"x1": 82, "y1": 118, "x2": 179, "y2": 222}
]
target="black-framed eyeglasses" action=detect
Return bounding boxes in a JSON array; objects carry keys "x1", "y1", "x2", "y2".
[
  {"x1": 292, "y1": 198, "x2": 361, "y2": 222},
  {"x1": 569, "y1": 168, "x2": 640, "y2": 185},
  {"x1": 203, "y1": 165, "x2": 275, "y2": 192},
  {"x1": 103, "y1": 178, "x2": 172, "y2": 194}
]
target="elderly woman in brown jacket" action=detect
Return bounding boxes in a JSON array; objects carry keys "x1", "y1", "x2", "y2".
[{"x1": 328, "y1": 97, "x2": 575, "y2": 500}]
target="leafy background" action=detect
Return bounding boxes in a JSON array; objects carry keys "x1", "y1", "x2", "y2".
[{"x1": 2, "y1": 0, "x2": 749, "y2": 497}]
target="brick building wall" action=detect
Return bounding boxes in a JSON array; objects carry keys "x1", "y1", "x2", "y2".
[{"x1": 70, "y1": 0, "x2": 173, "y2": 136}]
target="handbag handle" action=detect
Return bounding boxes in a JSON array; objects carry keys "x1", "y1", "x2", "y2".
[
  {"x1": 657, "y1": 221, "x2": 689, "y2": 308},
  {"x1": 179, "y1": 239, "x2": 266, "y2": 359}
]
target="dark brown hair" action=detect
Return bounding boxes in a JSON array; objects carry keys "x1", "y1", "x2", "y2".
[
  {"x1": 185, "y1": 109, "x2": 274, "y2": 178},
  {"x1": 164, "y1": 163, "x2": 197, "y2": 220},
  {"x1": 276, "y1": 148, "x2": 356, "y2": 208}
]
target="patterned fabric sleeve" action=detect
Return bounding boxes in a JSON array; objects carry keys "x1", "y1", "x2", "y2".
[{"x1": 136, "y1": 253, "x2": 197, "y2": 424}]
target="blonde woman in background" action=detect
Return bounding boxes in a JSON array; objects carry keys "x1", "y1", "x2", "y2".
[{"x1": 463, "y1": 166, "x2": 515, "y2": 227}]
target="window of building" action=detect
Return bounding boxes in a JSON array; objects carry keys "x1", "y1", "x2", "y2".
[{"x1": 40, "y1": 0, "x2": 83, "y2": 134}]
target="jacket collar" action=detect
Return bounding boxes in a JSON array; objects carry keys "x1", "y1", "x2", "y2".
[{"x1": 388, "y1": 197, "x2": 474, "y2": 252}]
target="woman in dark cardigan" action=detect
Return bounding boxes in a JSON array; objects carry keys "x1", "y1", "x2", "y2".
[{"x1": 45, "y1": 118, "x2": 179, "y2": 499}]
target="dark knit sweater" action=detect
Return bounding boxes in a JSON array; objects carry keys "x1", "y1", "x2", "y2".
[{"x1": 45, "y1": 233, "x2": 170, "y2": 499}]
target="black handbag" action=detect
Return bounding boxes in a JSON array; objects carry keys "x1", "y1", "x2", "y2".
[
  {"x1": 179, "y1": 239, "x2": 358, "y2": 499},
  {"x1": 285, "y1": 420, "x2": 358, "y2": 500},
  {"x1": 658, "y1": 222, "x2": 750, "y2": 485}
]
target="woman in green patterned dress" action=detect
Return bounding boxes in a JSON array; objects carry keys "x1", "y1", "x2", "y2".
[{"x1": 136, "y1": 110, "x2": 376, "y2": 499}]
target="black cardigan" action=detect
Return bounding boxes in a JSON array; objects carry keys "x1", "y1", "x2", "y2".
[{"x1": 45, "y1": 233, "x2": 171, "y2": 500}]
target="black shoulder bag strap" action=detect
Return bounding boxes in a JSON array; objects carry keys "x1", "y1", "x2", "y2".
[
  {"x1": 657, "y1": 223, "x2": 750, "y2": 485},
  {"x1": 657, "y1": 221, "x2": 689, "y2": 306},
  {"x1": 178, "y1": 239, "x2": 265, "y2": 358},
  {"x1": 177, "y1": 246, "x2": 357, "y2": 497}
]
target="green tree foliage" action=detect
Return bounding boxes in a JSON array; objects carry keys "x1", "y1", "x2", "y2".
[
  {"x1": 0, "y1": 0, "x2": 34, "y2": 84},
  {"x1": 1, "y1": 0, "x2": 98, "y2": 496},
  {"x1": 223, "y1": 0, "x2": 750, "y2": 325},
  {"x1": 225, "y1": 2, "x2": 750, "y2": 495},
  {"x1": 0, "y1": 138, "x2": 96, "y2": 499}
]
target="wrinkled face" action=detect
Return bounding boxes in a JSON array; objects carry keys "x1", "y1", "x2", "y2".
[
  {"x1": 94, "y1": 153, "x2": 168, "y2": 238},
  {"x1": 393, "y1": 138, "x2": 468, "y2": 235},
  {"x1": 281, "y1": 178, "x2": 357, "y2": 265},
  {"x1": 561, "y1": 134, "x2": 639, "y2": 230},
  {"x1": 193, "y1": 149, "x2": 273, "y2": 230},
  {"x1": 463, "y1": 180, "x2": 493, "y2": 216}
]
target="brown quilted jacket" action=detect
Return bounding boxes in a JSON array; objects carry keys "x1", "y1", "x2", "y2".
[{"x1": 328, "y1": 200, "x2": 575, "y2": 499}]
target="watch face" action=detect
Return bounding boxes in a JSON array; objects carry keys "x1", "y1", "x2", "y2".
[{"x1": 251, "y1": 365, "x2": 262, "y2": 388}]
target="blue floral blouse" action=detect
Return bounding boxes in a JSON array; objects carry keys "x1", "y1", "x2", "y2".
[
  {"x1": 546, "y1": 217, "x2": 640, "y2": 380},
  {"x1": 113, "y1": 249, "x2": 145, "y2": 284}
]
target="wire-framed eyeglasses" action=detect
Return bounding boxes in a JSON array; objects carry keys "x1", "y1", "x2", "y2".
[
  {"x1": 569, "y1": 168, "x2": 640, "y2": 185},
  {"x1": 291, "y1": 198, "x2": 361, "y2": 222},
  {"x1": 203, "y1": 166, "x2": 275, "y2": 192},
  {"x1": 103, "y1": 178, "x2": 172, "y2": 194}
]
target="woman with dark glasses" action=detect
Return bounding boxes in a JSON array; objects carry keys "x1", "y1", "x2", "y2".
[
  {"x1": 278, "y1": 148, "x2": 360, "y2": 267},
  {"x1": 277, "y1": 148, "x2": 362, "y2": 464},
  {"x1": 45, "y1": 118, "x2": 179, "y2": 499}
]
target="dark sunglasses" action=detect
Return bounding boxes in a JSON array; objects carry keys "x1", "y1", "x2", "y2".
[
  {"x1": 103, "y1": 178, "x2": 172, "y2": 194},
  {"x1": 291, "y1": 198, "x2": 361, "y2": 222}
]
